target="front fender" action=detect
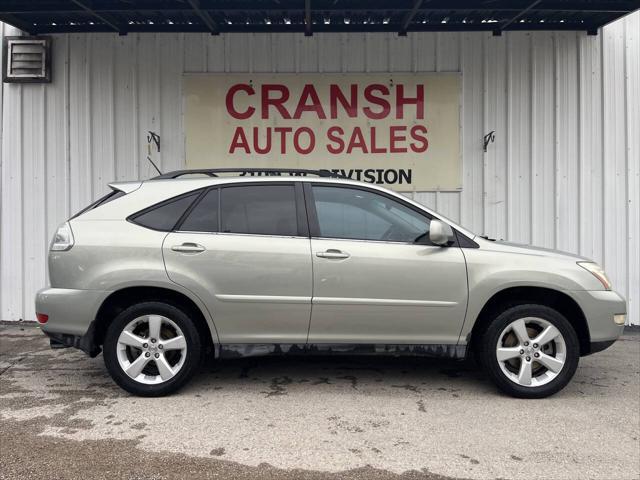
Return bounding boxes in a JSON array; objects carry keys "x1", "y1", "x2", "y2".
[{"x1": 458, "y1": 248, "x2": 601, "y2": 342}]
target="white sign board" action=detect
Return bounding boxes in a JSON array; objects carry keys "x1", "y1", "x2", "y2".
[{"x1": 184, "y1": 73, "x2": 461, "y2": 191}]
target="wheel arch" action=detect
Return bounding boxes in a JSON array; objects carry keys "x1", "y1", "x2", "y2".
[
  {"x1": 467, "y1": 286, "x2": 591, "y2": 356},
  {"x1": 90, "y1": 285, "x2": 217, "y2": 357}
]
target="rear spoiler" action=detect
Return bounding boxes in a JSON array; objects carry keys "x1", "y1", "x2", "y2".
[
  {"x1": 70, "y1": 181, "x2": 142, "y2": 220},
  {"x1": 108, "y1": 181, "x2": 142, "y2": 194}
]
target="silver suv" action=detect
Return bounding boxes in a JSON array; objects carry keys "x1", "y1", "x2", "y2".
[{"x1": 36, "y1": 169, "x2": 627, "y2": 398}]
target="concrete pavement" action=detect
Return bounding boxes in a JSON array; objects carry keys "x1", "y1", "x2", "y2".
[{"x1": 1, "y1": 323, "x2": 639, "y2": 480}]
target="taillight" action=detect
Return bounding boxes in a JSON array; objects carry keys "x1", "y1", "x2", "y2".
[
  {"x1": 50, "y1": 222, "x2": 75, "y2": 251},
  {"x1": 36, "y1": 313, "x2": 49, "y2": 324}
]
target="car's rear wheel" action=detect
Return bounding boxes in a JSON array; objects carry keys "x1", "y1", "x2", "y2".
[
  {"x1": 480, "y1": 304, "x2": 579, "y2": 398},
  {"x1": 103, "y1": 302, "x2": 201, "y2": 396}
]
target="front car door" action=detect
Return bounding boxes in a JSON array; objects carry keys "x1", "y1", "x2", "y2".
[
  {"x1": 305, "y1": 183, "x2": 468, "y2": 346},
  {"x1": 163, "y1": 182, "x2": 312, "y2": 344}
]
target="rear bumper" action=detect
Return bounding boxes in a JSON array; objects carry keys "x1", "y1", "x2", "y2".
[
  {"x1": 569, "y1": 289, "x2": 626, "y2": 352},
  {"x1": 35, "y1": 287, "x2": 109, "y2": 355}
]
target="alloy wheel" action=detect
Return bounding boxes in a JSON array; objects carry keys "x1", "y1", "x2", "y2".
[
  {"x1": 116, "y1": 315, "x2": 188, "y2": 385},
  {"x1": 495, "y1": 317, "x2": 566, "y2": 387}
]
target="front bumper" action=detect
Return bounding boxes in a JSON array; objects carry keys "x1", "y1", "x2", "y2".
[
  {"x1": 569, "y1": 289, "x2": 627, "y2": 350},
  {"x1": 35, "y1": 288, "x2": 110, "y2": 354}
]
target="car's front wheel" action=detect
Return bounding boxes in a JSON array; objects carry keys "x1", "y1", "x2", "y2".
[
  {"x1": 103, "y1": 302, "x2": 201, "y2": 396},
  {"x1": 480, "y1": 304, "x2": 580, "y2": 398}
]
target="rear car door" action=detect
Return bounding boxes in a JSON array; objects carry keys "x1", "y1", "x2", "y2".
[
  {"x1": 163, "y1": 182, "x2": 312, "y2": 344},
  {"x1": 305, "y1": 184, "x2": 468, "y2": 345}
]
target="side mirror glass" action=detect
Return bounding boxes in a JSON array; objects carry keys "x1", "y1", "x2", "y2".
[{"x1": 429, "y1": 219, "x2": 454, "y2": 246}]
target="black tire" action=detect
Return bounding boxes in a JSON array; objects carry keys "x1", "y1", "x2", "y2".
[
  {"x1": 479, "y1": 304, "x2": 580, "y2": 399},
  {"x1": 103, "y1": 301, "x2": 202, "y2": 397}
]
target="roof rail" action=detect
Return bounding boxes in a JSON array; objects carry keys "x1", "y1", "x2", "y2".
[{"x1": 152, "y1": 168, "x2": 347, "y2": 180}]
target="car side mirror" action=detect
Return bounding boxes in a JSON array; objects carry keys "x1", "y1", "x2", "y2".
[{"x1": 429, "y1": 220, "x2": 455, "y2": 246}]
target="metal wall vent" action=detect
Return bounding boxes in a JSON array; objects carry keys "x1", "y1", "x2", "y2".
[{"x1": 2, "y1": 36, "x2": 52, "y2": 83}]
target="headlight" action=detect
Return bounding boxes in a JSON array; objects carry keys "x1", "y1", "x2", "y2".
[
  {"x1": 577, "y1": 262, "x2": 611, "y2": 290},
  {"x1": 50, "y1": 222, "x2": 75, "y2": 251}
]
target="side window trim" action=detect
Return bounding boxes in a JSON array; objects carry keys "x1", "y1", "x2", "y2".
[
  {"x1": 128, "y1": 189, "x2": 204, "y2": 232},
  {"x1": 173, "y1": 183, "x2": 309, "y2": 237},
  {"x1": 173, "y1": 187, "x2": 218, "y2": 232},
  {"x1": 304, "y1": 183, "x2": 468, "y2": 247},
  {"x1": 208, "y1": 181, "x2": 308, "y2": 238}
]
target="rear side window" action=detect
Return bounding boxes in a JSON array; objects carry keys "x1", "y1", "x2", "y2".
[
  {"x1": 220, "y1": 185, "x2": 298, "y2": 236},
  {"x1": 130, "y1": 192, "x2": 200, "y2": 231},
  {"x1": 179, "y1": 189, "x2": 219, "y2": 232}
]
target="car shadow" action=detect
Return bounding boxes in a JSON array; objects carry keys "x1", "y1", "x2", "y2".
[{"x1": 185, "y1": 353, "x2": 493, "y2": 397}]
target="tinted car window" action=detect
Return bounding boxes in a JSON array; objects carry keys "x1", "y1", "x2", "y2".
[
  {"x1": 220, "y1": 185, "x2": 298, "y2": 236},
  {"x1": 312, "y1": 186, "x2": 430, "y2": 243},
  {"x1": 131, "y1": 192, "x2": 200, "y2": 231},
  {"x1": 180, "y1": 189, "x2": 219, "y2": 232}
]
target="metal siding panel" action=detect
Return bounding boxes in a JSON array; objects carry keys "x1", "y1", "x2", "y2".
[
  {"x1": 483, "y1": 34, "x2": 508, "y2": 241},
  {"x1": 412, "y1": 192, "x2": 437, "y2": 210},
  {"x1": 0, "y1": 80, "x2": 22, "y2": 319},
  {"x1": 578, "y1": 34, "x2": 604, "y2": 264},
  {"x1": 555, "y1": 32, "x2": 580, "y2": 253},
  {"x1": 344, "y1": 34, "x2": 365, "y2": 72},
  {"x1": 113, "y1": 35, "x2": 137, "y2": 181},
  {"x1": 414, "y1": 33, "x2": 436, "y2": 71},
  {"x1": 136, "y1": 34, "x2": 161, "y2": 179},
  {"x1": 159, "y1": 34, "x2": 184, "y2": 173},
  {"x1": 366, "y1": 33, "x2": 389, "y2": 72},
  {"x1": 206, "y1": 35, "x2": 225, "y2": 73},
  {"x1": 389, "y1": 34, "x2": 412, "y2": 72},
  {"x1": 436, "y1": 33, "x2": 460, "y2": 72},
  {"x1": 272, "y1": 33, "x2": 296, "y2": 72},
  {"x1": 21, "y1": 84, "x2": 46, "y2": 321},
  {"x1": 45, "y1": 34, "x2": 70, "y2": 244},
  {"x1": 317, "y1": 34, "x2": 342, "y2": 73},
  {"x1": 227, "y1": 34, "x2": 253, "y2": 72},
  {"x1": 507, "y1": 32, "x2": 533, "y2": 244},
  {"x1": 531, "y1": 33, "x2": 556, "y2": 249},
  {"x1": 183, "y1": 33, "x2": 206, "y2": 72},
  {"x1": 436, "y1": 192, "x2": 462, "y2": 224},
  {"x1": 89, "y1": 34, "x2": 115, "y2": 197},
  {"x1": 603, "y1": 21, "x2": 629, "y2": 306},
  {"x1": 624, "y1": 13, "x2": 640, "y2": 324},
  {"x1": 68, "y1": 34, "x2": 92, "y2": 213},
  {"x1": 298, "y1": 35, "x2": 319, "y2": 72},
  {"x1": 461, "y1": 33, "x2": 484, "y2": 233}
]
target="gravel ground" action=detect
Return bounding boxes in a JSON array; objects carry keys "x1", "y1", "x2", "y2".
[{"x1": 1, "y1": 323, "x2": 639, "y2": 480}]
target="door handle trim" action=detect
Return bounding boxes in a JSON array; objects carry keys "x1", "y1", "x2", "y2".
[
  {"x1": 316, "y1": 250, "x2": 350, "y2": 259},
  {"x1": 171, "y1": 243, "x2": 206, "y2": 253}
]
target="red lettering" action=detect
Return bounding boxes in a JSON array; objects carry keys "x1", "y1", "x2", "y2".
[
  {"x1": 346, "y1": 127, "x2": 369, "y2": 154},
  {"x1": 261, "y1": 84, "x2": 291, "y2": 119},
  {"x1": 274, "y1": 127, "x2": 293, "y2": 154},
  {"x1": 225, "y1": 84, "x2": 255, "y2": 120},
  {"x1": 326, "y1": 126, "x2": 345, "y2": 154},
  {"x1": 253, "y1": 127, "x2": 272, "y2": 154},
  {"x1": 293, "y1": 127, "x2": 315, "y2": 154},
  {"x1": 294, "y1": 85, "x2": 326, "y2": 119},
  {"x1": 330, "y1": 84, "x2": 357, "y2": 118},
  {"x1": 389, "y1": 126, "x2": 407, "y2": 153},
  {"x1": 410, "y1": 125, "x2": 428, "y2": 153},
  {"x1": 396, "y1": 84, "x2": 424, "y2": 120},
  {"x1": 369, "y1": 127, "x2": 386, "y2": 153},
  {"x1": 363, "y1": 84, "x2": 391, "y2": 120},
  {"x1": 229, "y1": 127, "x2": 250, "y2": 153}
]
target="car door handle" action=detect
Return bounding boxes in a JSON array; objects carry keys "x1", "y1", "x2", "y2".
[
  {"x1": 171, "y1": 243, "x2": 206, "y2": 253},
  {"x1": 316, "y1": 249, "x2": 350, "y2": 259}
]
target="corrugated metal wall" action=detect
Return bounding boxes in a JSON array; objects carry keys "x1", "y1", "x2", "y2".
[{"x1": 1, "y1": 13, "x2": 639, "y2": 324}]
